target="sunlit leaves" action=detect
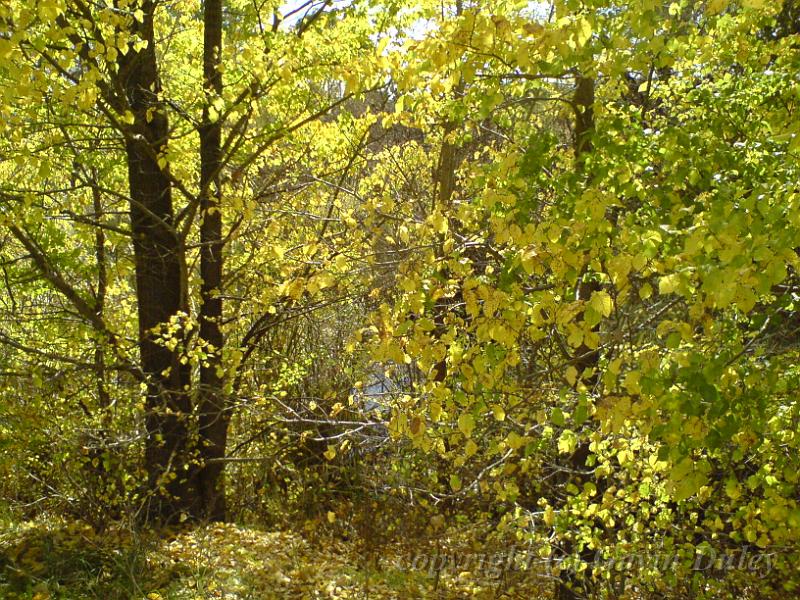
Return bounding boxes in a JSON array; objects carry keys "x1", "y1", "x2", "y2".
[{"x1": 354, "y1": 0, "x2": 800, "y2": 593}]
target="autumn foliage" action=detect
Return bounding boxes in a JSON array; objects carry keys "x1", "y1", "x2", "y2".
[{"x1": 1, "y1": 0, "x2": 799, "y2": 598}]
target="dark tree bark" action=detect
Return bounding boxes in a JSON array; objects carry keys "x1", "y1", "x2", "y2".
[
  {"x1": 573, "y1": 74, "x2": 595, "y2": 168},
  {"x1": 118, "y1": 0, "x2": 196, "y2": 524},
  {"x1": 555, "y1": 73, "x2": 598, "y2": 600},
  {"x1": 196, "y1": 0, "x2": 229, "y2": 522}
]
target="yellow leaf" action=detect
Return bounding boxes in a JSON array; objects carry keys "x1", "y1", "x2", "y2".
[
  {"x1": 590, "y1": 291, "x2": 613, "y2": 317},
  {"x1": 658, "y1": 274, "x2": 680, "y2": 295},
  {"x1": 558, "y1": 429, "x2": 577, "y2": 454},
  {"x1": 516, "y1": 43, "x2": 531, "y2": 69},
  {"x1": 565, "y1": 365, "x2": 578, "y2": 386},
  {"x1": 706, "y1": 0, "x2": 728, "y2": 14},
  {"x1": 465, "y1": 439, "x2": 478, "y2": 457},
  {"x1": 343, "y1": 213, "x2": 358, "y2": 228},
  {"x1": 430, "y1": 400, "x2": 442, "y2": 422},
  {"x1": 458, "y1": 413, "x2": 475, "y2": 437},
  {"x1": 430, "y1": 211, "x2": 448, "y2": 235},
  {"x1": 506, "y1": 431, "x2": 524, "y2": 450},
  {"x1": 376, "y1": 36, "x2": 390, "y2": 56},
  {"x1": 491, "y1": 404, "x2": 505, "y2": 421},
  {"x1": 575, "y1": 17, "x2": 592, "y2": 46}
]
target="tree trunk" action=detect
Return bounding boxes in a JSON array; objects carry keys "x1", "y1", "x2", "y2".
[
  {"x1": 574, "y1": 75, "x2": 594, "y2": 168},
  {"x1": 555, "y1": 73, "x2": 597, "y2": 600},
  {"x1": 197, "y1": 0, "x2": 229, "y2": 521},
  {"x1": 119, "y1": 0, "x2": 196, "y2": 524}
]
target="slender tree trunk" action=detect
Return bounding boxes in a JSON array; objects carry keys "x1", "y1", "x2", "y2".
[
  {"x1": 556, "y1": 73, "x2": 597, "y2": 600},
  {"x1": 89, "y1": 178, "x2": 118, "y2": 527},
  {"x1": 429, "y1": 0, "x2": 465, "y2": 383},
  {"x1": 197, "y1": 0, "x2": 228, "y2": 521},
  {"x1": 429, "y1": 122, "x2": 460, "y2": 383},
  {"x1": 573, "y1": 74, "x2": 595, "y2": 168},
  {"x1": 92, "y1": 179, "x2": 110, "y2": 414},
  {"x1": 119, "y1": 0, "x2": 196, "y2": 524}
]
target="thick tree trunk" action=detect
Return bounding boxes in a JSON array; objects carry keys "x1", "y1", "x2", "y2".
[
  {"x1": 197, "y1": 0, "x2": 229, "y2": 521},
  {"x1": 119, "y1": 0, "x2": 196, "y2": 524}
]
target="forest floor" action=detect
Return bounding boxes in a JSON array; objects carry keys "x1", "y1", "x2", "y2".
[{"x1": 0, "y1": 516, "x2": 553, "y2": 599}]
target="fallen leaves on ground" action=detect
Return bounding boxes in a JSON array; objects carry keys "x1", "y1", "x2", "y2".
[{"x1": 0, "y1": 516, "x2": 552, "y2": 599}]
